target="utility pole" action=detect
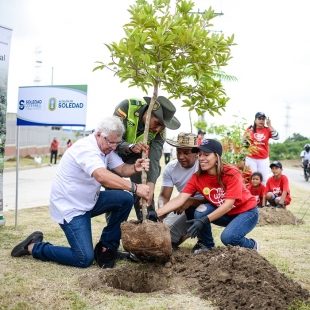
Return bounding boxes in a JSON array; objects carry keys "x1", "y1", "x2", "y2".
[
  {"x1": 284, "y1": 102, "x2": 291, "y2": 139},
  {"x1": 33, "y1": 46, "x2": 42, "y2": 85}
]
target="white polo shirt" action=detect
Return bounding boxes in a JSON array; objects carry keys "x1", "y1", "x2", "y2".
[
  {"x1": 162, "y1": 159, "x2": 203, "y2": 199},
  {"x1": 50, "y1": 134, "x2": 123, "y2": 224}
]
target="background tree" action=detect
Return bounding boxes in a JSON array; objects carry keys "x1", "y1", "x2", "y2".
[
  {"x1": 94, "y1": 0, "x2": 235, "y2": 220},
  {"x1": 204, "y1": 116, "x2": 257, "y2": 165},
  {"x1": 285, "y1": 133, "x2": 308, "y2": 143}
]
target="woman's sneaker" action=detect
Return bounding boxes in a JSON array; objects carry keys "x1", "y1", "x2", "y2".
[
  {"x1": 191, "y1": 239, "x2": 203, "y2": 253},
  {"x1": 251, "y1": 239, "x2": 260, "y2": 251},
  {"x1": 194, "y1": 245, "x2": 212, "y2": 254}
]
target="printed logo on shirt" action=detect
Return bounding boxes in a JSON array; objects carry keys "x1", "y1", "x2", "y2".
[
  {"x1": 272, "y1": 187, "x2": 282, "y2": 196},
  {"x1": 253, "y1": 133, "x2": 266, "y2": 142},
  {"x1": 204, "y1": 187, "x2": 226, "y2": 205},
  {"x1": 116, "y1": 108, "x2": 127, "y2": 119}
]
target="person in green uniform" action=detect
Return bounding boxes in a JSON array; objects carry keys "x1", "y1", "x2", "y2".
[{"x1": 114, "y1": 96, "x2": 180, "y2": 220}]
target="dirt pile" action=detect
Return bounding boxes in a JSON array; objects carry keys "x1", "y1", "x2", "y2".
[
  {"x1": 79, "y1": 246, "x2": 309, "y2": 309},
  {"x1": 257, "y1": 207, "x2": 302, "y2": 226}
]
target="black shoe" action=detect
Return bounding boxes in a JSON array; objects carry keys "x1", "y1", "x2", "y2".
[
  {"x1": 191, "y1": 239, "x2": 203, "y2": 253},
  {"x1": 172, "y1": 242, "x2": 180, "y2": 252},
  {"x1": 117, "y1": 250, "x2": 139, "y2": 262},
  {"x1": 94, "y1": 242, "x2": 117, "y2": 268},
  {"x1": 11, "y1": 231, "x2": 43, "y2": 257}
]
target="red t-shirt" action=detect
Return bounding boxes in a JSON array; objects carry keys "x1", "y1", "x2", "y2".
[
  {"x1": 264, "y1": 174, "x2": 291, "y2": 206},
  {"x1": 183, "y1": 165, "x2": 257, "y2": 215},
  {"x1": 51, "y1": 140, "x2": 59, "y2": 151},
  {"x1": 247, "y1": 183, "x2": 266, "y2": 205},
  {"x1": 245, "y1": 126, "x2": 273, "y2": 159}
]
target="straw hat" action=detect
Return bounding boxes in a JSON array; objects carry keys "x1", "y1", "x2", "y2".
[{"x1": 166, "y1": 132, "x2": 197, "y2": 148}]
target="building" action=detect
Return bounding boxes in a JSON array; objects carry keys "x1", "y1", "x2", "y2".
[{"x1": 4, "y1": 113, "x2": 90, "y2": 159}]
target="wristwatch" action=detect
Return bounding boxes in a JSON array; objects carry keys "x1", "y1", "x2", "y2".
[{"x1": 128, "y1": 144, "x2": 135, "y2": 153}]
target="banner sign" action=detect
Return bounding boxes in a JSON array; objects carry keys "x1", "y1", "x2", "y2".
[
  {"x1": 0, "y1": 25, "x2": 13, "y2": 223},
  {"x1": 17, "y1": 85, "x2": 87, "y2": 126}
]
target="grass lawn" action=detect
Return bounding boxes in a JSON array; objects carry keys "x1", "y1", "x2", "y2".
[{"x1": 0, "y1": 157, "x2": 310, "y2": 309}]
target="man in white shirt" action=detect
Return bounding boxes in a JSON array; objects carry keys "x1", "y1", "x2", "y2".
[
  {"x1": 11, "y1": 117, "x2": 150, "y2": 269},
  {"x1": 156, "y1": 133, "x2": 206, "y2": 252},
  {"x1": 300, "y1": 143, "x2": 310, "y2": 178}
]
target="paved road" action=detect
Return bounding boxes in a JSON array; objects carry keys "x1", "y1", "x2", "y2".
[
  {"x1": 2, "y1": 165, "x2": 309, "y2": 212},
  {"x1": 282, "y1": 167, "x2": 310, "y2": 192},
  {"x1": 3, "y1": 164, "x2": 58, "y2": 211}
]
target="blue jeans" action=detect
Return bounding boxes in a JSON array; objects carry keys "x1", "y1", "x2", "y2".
[
  {"x1": 195, "y1": 203, "x2": 259, "y2": 249},
  {"x1": 32, "y1": 190, "x2": 133, "y2": 268}
]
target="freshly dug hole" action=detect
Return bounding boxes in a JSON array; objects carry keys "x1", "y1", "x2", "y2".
[
  {"x1": 121, "y1": 220, "x2": 172, "y2": 259},
  {"x1": 99, "y1": 265, "x2": 170, "y2": 293}
]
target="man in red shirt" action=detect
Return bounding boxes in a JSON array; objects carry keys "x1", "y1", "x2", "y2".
[
  {"x1": 50, "y1": 137, "x2": 59, "y2": 165},
  {"x1": 265, "y1": 161, "x2": 291, "y2": 209}
]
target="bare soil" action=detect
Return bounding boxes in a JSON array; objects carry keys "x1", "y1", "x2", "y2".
[
  {"x1": 79, "y1": 245, "x2": 309, "y2": 309},
  {"x1": 79, "y1": 206, "x2": 309, "y2": 309},
  {"x1": 257, "y1": 206, "x2": 302, "y2": 226}
]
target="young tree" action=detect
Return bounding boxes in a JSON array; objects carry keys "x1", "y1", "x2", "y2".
[{"x1": 94, "y1": 0, "x2": 235, "y2": 220}]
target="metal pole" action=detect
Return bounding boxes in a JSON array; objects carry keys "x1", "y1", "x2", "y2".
[
  {"x1": 15, "y1": 126, "x2": 20, "y2": 229},
  {"x1": 51, "y1": 67, "x2": 54, "y2": 85}
]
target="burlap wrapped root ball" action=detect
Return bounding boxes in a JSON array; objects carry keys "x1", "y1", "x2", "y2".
[{"x1": 121, "y1": 220, "x2": 172, "y2": 259}]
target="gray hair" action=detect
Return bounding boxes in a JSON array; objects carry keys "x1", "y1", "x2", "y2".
[{"x1": 95, "y1": 116, "x2": 125, "y2": 138}]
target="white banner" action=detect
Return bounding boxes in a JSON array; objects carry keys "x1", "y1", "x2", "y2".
[
  {"x1": 17, "y1": 85, "x2": 87, "y2": 126},
  {"x1": 0, "y1": 25, "x2": 13, "y2": 223}
]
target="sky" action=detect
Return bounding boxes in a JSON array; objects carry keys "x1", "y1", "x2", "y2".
[{"x1": 1, "y1": 0, "x2": 310, "y2": 142}]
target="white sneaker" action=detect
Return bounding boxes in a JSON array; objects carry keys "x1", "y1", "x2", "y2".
[
  {"x1": 252, "y1": 239, "x2": 260, "y2": 251},
  {"x1": 194, "y1": 245, "x2": 212, "y2": 254}
]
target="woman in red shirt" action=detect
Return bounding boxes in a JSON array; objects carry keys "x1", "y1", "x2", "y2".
[
  {"x1": 244, "y1": 112, "x2": 279, "y2": 185},
  {"x1": 148, "y1": 139, "x2": 259, "y2": 252}
]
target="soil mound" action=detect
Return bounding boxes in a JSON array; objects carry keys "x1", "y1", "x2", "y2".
[
  {"x1": 79, "y1": 246, "x2": 309, "y2": 309},
  {"x1": 257, "y1": 207, "x2": 302, "y2": 226}
]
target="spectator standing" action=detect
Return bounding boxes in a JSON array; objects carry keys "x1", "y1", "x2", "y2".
[
  {"x1": 244, "y1": 112, "x2": 279, "y2": 185},
  {"x1": 50, "y1": 137, "x2": 59, "y2": 165},
  {"x1": 197, "y1": 129, "x2": 206, "y2": 146},
  {"x1": 67, "y1": 139, "x2": 72, "y2": 148}
]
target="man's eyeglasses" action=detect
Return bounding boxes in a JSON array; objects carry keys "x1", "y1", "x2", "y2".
[{"x1": 103, "y1": 136, "x2": 121, "y2": 147}]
